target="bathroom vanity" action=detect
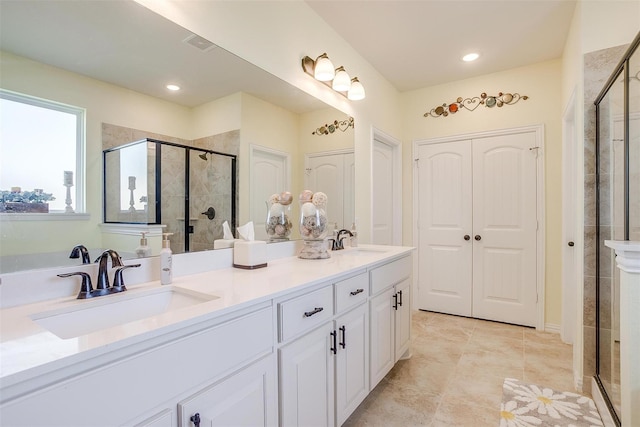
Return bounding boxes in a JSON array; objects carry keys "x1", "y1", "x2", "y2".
[{"x1": 0, "y1": 244, "x2": 413, "y2": 426}]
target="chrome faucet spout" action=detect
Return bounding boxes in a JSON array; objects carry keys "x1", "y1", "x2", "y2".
[
  {"x1": 69, "y1": 244, "x2": 91, "y2": 264},
  {"x1": 94, "y1": 250, "x2": 124, "y2": 295}
]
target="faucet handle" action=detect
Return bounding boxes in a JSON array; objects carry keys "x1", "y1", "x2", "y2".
[
  {"x1": 57, "y1": 272, "x2": 94, "y2": 299},
  {"x1": 111, "y1": 264, "x2": 141, "y2": 293}
]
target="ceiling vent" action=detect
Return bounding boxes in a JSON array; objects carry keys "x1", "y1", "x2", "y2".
[{"x1": 183, "y1": 34, "x2": 217, "y2": 52}]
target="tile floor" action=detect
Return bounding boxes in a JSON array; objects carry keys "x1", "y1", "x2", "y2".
[{"x1": 343, "y1": 310, "x2": 575, "y2": 426}]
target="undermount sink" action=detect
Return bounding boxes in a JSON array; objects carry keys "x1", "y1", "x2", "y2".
[{"x1": 31, "y1": 286, "x2": 218, "y2": 339}]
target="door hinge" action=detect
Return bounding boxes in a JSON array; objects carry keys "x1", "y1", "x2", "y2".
[
  {"x1": 414, "y1": 158, "x2": 419, "y2": 168},
  {"x1": 536, "y1": 292, "x2": 539, "y2": 303}
]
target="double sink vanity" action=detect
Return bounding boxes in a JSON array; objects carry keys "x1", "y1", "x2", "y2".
[{"x1": 0, "y1": 243, "x2": 413, "y2": 426}]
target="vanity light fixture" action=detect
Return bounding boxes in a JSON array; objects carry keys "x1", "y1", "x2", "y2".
[
  {"x1": 301, "y1": 53, "x2": 365, "y2": 100},
  {"x1": 166, "y1": 84, "x2": 180, "y2": 91}
]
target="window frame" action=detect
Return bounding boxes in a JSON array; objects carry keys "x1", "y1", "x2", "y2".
[{"x1": 0, "y1": 89, "x2": 86, "y2": 213}]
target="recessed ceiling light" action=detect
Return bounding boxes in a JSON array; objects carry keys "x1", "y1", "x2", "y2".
[
  {"x1": 462, "y1": 53, "x2": 479, "y2": 62},
  {"x1": 166, "y1": 84, "x2": 180, "y2": 91}
]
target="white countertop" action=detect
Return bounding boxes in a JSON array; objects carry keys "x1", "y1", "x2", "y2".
[{"x1": 0, "y1": 245, "x2": 413, "y2": 389}]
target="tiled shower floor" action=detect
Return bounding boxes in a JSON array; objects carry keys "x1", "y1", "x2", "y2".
[{"x1": 343, "y1": 310, "x2": 575, "y2": 426}]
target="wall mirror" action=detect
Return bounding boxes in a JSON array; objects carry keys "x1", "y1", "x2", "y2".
[{"x1": 0, "y1": 0, "x2": 354, "y2": 273}]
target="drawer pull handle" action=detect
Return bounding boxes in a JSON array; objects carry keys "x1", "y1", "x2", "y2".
[
  {"x1": 339, "y1": 325, "x2": 346, "y2": 349},
  {"x1": 304, "y1": 307, "x2": 324, "y2": 317},
  {"x1": 190, "y1": 413, "x2": 201, "y2": 427},
  {"x1": 393, "y1": 293, "x2": 398, "y2": 310},
  {"x1": 330, "y1": 330, "x2": 337, "y2": 354},
  {"x1": 398, "y1": 290, "x2": 403, "y2": 306},
  {"x1": 350, "y1": 288, "x2": 364, "y2": 296}
]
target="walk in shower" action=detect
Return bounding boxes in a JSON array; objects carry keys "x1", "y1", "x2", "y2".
[
  {"x1": 594, "y1": 32, "x2": 639, "y2": 426},
  {"x1": 103, "y1": 138, "x2": 237, "y2": 254}
]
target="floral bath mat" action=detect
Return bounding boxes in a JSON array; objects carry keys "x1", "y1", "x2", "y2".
[{"x1": 500, "y1": 378, "x2": 603, "y2": 426}]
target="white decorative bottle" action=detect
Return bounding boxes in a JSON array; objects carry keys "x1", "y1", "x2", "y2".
[
  {"x1": 350, "y1": 222, "x2": 358, "y2": 247},
  {"x1": 160, "y1": 233, "x2": 173, "y2": 285},
  {"x1": 135, "y1": 232, "x2": 151, "y2": 258}
]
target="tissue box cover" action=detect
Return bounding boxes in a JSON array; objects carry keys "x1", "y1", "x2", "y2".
[{"x1": 233, "y1": 241, "x2": 267, "y2": 269}]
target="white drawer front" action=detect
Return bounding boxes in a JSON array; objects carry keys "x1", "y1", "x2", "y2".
[
  {"x1": 279, "y1": 285, "x2": 333, "y2": 342},
  {"x1": 370, "y1": 256, "x2": 411, "y2": 295},
  {"x1": 335, "y1": 272, "x2": 368, "y2": 314}
]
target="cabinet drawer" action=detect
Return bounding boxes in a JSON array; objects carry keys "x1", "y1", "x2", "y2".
[
  {"x1": 335, "y1": 272, "x2": 368, "y2": 314},
  {"x1": 279, "y1": 285, "x2": 333, "y2": 342},
  {"x1": 370, "y1": 256, "x2": 411, "y2": 295}
]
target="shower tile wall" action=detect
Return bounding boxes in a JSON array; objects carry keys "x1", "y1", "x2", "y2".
[
  {"x1": 190, "y1": 130, "x2": 239, "y2": 252},
  {"x1": 582, "y1": 44, "x2": 628, "y2": 394},
  {"x1": 102, "y1": 124, "x2": 239, "y2": 254}
]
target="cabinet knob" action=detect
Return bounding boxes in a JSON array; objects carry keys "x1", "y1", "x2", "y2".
[
  {"x1": 474, "y1": 235, "x2": 482, "y2": 241},
  {"x1": 190, "y1": 413, "x2": 201, "y2": 427},
  {"x1": 464, "y1": 235, "x2": 471, "y2": 241}
]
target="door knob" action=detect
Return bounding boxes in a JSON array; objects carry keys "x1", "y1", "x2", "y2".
[
  {"x1": 474, "y1": 235, "x2": 482, "y2": 241},
  {"x1": 464, "y1": 235, "x2": 471, "y2": 241},
  {"x1": 568, "y1": 241, "x2": 575, "y2": 247}
]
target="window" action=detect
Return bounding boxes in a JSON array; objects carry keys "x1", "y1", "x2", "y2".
[{"x1": 0, "y1": 89, "x2": 85, "y2": 212}]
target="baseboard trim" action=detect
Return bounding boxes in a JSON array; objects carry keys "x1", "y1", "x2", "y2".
[{"x1": 544, "y1": 323, "x2": 561, "y2": 333}]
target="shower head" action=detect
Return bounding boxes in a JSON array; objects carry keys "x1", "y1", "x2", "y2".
[{"x1": 198, "y1": 152, "x2": 208, "y2": 161}]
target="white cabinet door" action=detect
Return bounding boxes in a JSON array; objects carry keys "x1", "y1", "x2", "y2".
[
  {"x1": 394, "y1": 279, "x2": 411, "y2": 362},
  {"x1": 178, "y1": 355, "x2": 277, "y2": 427},
  {"x1": 135, "y1": 410, "x2": 174, "y2": 427},
  {"x1": 369, "y1": 287, "x2": 395, "y2": 389},
  {"x1": 280, "y1": 322, "x2": 335, "y2": 427},
  {"x1": 335, "y1": 303, "x2": 369, "y2": 426}
]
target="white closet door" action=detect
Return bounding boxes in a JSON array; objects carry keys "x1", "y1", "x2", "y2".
[
  {"x1": 372, "y1": 140, "x2": 394, "y2": 245},
  {"x1": 417, "y1": 140, "x2": 473, "y2": 317},
  {"x1": 471, "y1": 133, "x2": 538, "y2": 327}
]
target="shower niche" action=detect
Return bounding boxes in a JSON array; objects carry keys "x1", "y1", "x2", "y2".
[{"x1": 103, "y1": 138, "x2": 237, "y2": 254}]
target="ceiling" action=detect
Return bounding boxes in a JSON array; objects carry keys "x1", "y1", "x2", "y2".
[
  {"x1": 0, "y1": 0, "x2": 328, "y2": 113},
  {"x1": 305, "y1": 0, "x2": 578, "y2": 92}
]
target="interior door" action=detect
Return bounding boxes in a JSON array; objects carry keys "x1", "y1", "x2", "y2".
[
  {"x1": 471, "y1": 133, "x2": 538, "y2": 327},
  {"x1": 250, "y1": 148, "x2": 288, "y2": 241},
  {"x1": 305, "y1": 152, "x2": 354, "y2": 230},
  {"x1": 417, "y1": 140, "x2": 473, "y2": 316},
  {"x1": 372, "y1": 139, "x2": 395, "y2": 244}
]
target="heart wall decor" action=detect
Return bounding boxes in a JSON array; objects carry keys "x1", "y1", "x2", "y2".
[
  {"x1": 424, "y1": 92, "x2": 529, "y2": 118},
  {"x1": 312, "y1": 116, "x2": 355, "y2": 136}
]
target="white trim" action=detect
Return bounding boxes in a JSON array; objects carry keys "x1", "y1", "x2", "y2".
[
  {"x1": 544, "y1": 323, "x2": 561, "y2": 334},
  {"x1": 412, "y1": 124, "x2": 546, "y2": 330},
  {"x1": 561, "y1": 88, "x2": 578, "y2": 345},
  {"x1": 370, "y1": 127, "x2": 402, "y2": 246},
  {"x1": 99, "y1": 223, "x2": 166, "y2": 236}
]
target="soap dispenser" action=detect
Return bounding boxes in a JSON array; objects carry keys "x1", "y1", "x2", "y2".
[
  {"x1": 350, "y1": 222, "x2": 358, "y2": 247},
  {"x1": 135, "y1": 232, "x2": 151, "y2": 258},
  {"x1": 160, "y1": 233, "x2": 173, "y2": 285}
]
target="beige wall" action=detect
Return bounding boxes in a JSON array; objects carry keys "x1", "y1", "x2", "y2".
[
  {"x1": 0, "y1": 51, "x2": 193, "y2": 256},
  {"x1": 401, "y1": 59, "x2": 564, "y2": 326}
]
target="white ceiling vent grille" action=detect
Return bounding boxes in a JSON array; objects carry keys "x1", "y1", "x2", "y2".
[{"x1": 183, "y1": 34, "x2": 217, "y2": 52}]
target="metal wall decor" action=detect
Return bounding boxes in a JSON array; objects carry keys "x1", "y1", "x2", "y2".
[
  {"x1": 312, "y1": 116, "x2": 355, "y2": 135},
  {"x1": 423, "y1": 92, "x2": 529, "y2": 118}
]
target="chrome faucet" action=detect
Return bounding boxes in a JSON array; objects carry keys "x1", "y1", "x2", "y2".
[
  {"x1": 69, "y1": 244, "x2": 91, "y2": 264},
  {"x1": 329, "y1": 229, "x2": 353, "y2": 251},
  {"x1": 94, "y1": 249, "x2": 124, "y2": 296}
]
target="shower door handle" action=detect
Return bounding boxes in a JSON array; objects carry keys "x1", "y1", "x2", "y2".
[{"x1": 201, "y1": 207, "x2": 216, "y2": 220}]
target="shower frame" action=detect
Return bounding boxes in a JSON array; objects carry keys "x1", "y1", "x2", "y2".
[
  {"x1": 593, "y1": 31, "x2": 640, "y2": 427},
  {"x1": 103, "y1": 138, "x2": 237, "y2": 252}
]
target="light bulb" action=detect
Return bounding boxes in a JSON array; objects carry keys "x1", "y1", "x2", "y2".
[
  {"x1": 347, "y1": 77, "x2": 365, "y2": 101},
  {"x1": 462, "y1": 53, "x2": 479, "y2": 62},
  {"x1": 332, "y1": 66, "x2": 351, "y2": 91},
  {"x1": 314, "y1": 53, "x2": 335, "y2": 81}
]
